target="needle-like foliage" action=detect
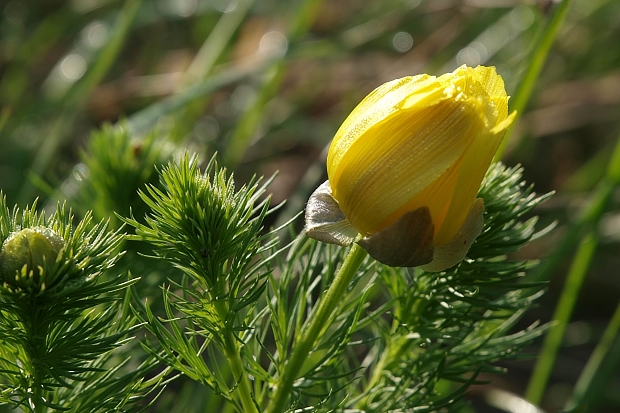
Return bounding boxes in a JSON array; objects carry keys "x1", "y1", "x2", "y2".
[
  {"x1": 259, "y1": 163, "x2": 551, "y2": 412},
  {"x1": 0, "y1": 194, "x2": 163, "y2": 412},
  {"x1": 76, "y1": 124, "x2": 175, "y2": 228},
  {"x1": 124, "y1": 154, "x2": 281, "y2": 412},
  {"x1": 125, "y1": 157, "x2": 551, "y2": 413}
]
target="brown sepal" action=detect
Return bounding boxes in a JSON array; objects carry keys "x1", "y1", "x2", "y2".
[{"x1": 358, "y1": 206, "x2": 435, "y2": 267}]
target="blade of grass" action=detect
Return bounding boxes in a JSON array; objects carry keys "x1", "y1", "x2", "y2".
[
  {"x1": 222, "y1": 0, "x2": 326, "y2": 168},
  {"x1": 0, "y1": 8, "x2": 69, "y2": 107},
  {"x1": 529, "y1": 127, "x2": 620, "y2": 283},
  {"x1": 525, "y1": 230, "x2": 598, "y2": 405},
  {"x1": 50, "y1": 60, "x2": 272, "y2": 210},
  {"x1": 495, "y1": 0, "x2": 574, "y2": 160},
  {"x1": 19, "y1": 0, "x2": 143, "y2": 204},
  {"x1": 0, "y1": 107, "x2": 11, "y2": 135},
  {"x1": 181, "y1": 0, "x2": 255, "y2": 87},
  {"x1": 126, "y1": 60, "x2": 271, "y2": 136},
  {"x1": 168, "y1": 0, "x2": 255, "y2": 142},
  {"x1": 561, "y1": 141, "x2": 613, "y2": 192},
  {"x1": 64, "y1": 0, "x2": 143, "y2": 108},
  {"x1": 525, "y1": 126, "x2": 620, "y2": 404},
  {"x1": 563, "y1": 301, "x2": 620, "y2": 412}
]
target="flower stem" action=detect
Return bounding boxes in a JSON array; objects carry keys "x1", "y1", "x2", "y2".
[
  {"x1": 214, "y1": 301, "x2": 258, "y2": 413},
  {"x1": 265, "y1": 243, "x2": 368, "y2": 413},
  {"x1": 222, "y1": 332, "x2": 258, "y2": 413},
  {"x1": 31, "y1": 386, "x2": 45, "y2": 413},
  {"x1": 24, "y1": 299, "x2": 48, "y2": 413}
]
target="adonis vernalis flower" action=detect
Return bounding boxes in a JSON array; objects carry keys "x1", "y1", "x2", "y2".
[{"x1": 305, "y1": 65, "x2": 515, "y2": 271}]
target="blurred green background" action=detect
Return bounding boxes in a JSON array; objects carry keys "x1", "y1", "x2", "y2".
[{"x1": 1, "y1": 0, "x2": 620, "y2": 412}]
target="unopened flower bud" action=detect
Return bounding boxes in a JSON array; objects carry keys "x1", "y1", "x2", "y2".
[
  {"x1": 0, "y1": 227, "x2": 64, "y2": 289},
  {"x1": 306, "y1": 65, "x2": 515, "y2": 271}
]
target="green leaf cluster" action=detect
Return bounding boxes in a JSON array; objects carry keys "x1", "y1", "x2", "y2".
[
  {"x1": 246, "y1": 163, "x2": 549, "y2": 412},
  {"x1": 0, "y1": 195, "x2": 161, "y2": 412},
  {"x1": 127, "y1": 158, "x2": 550, "y2": 413},
  {"x1": 348, "y1": 163, "x2": 551, "y2": 412},
  {"x1": 124, "y1": 155, "x2": 280, "y2": 412},
  {"x1": 0, "y1": 150, "x2": 552, "y2": 413},
  {"x1": 76, "y1": 124, "x2": 175, "y2": 228}
]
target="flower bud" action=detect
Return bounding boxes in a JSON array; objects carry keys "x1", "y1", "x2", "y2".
[
  {"x1": 306, "y1": 65, "x2": 515, "y2": 271},
  {"x1": 0, "y1": 227, "x2": 64, "y2": 289}
]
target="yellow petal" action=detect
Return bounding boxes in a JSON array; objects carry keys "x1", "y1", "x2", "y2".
[
  {"x1": 330, "y1": 95, "x2": 483, "y2": 235},
  {"x1": 323, "y1": 65, "x2": 514, "y2": 265},
  {"x1": 434, "y1": 111, "x2": 515, "y2": 245},
  {"x1": 328, "y1": 74, "x2": 437, "y2": 173},
  {"x1": 420, "y1": 197, "x2": 485, "y2": 272}
]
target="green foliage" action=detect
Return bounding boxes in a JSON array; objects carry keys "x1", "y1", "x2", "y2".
[
  {"x1": 2, "y1": 0, "x2": 618, "y2": 411},
  {"x1": 74, "y1": 121, "x2": 179, "y2": 317},
  {"x1": 123, "y1": 155, "x2": 279, "y2": 412},
  {"x1": 0, "y1": 195, "x2": 162, "y2": 412},
  {"x1": 254, "y1": 163, "x2": 549, "y2": 413},
  {"x1": 77, "y1": 124, "x2": 174, "y2": 228},
  {"x1": 263, "y1": 239, "x2": 374, "y2": 412},
  {"x1": 124, "y1": 157, "x2": 550, "y2": 413},
  {"x1": 124, "y1": 154, "x2": 277, "y2": 295}
]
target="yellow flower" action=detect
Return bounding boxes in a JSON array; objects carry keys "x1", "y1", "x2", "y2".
[{"x1": 306, "y1": 65, "x2": 515, "y2": 271}]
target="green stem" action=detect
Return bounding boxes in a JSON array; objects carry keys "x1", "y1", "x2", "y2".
[
  {"x1": 222, "y1": 332, "x2": 258, "y2": 413},
  {"x1": 26, "y1": 302, "x2": 48, "y2": 413},
  {"x1": 214, "y1": 302, "x2": 258, "y2": 413},
  {"x1": 362, "y1": 336, "x2": 408, "y2": 394},
  {"x1": 265, "y1": 243, "x2": 368, "y2": 413},
  {"x1": 32, "y1": 387, "x2": 45, "y2": 413}
]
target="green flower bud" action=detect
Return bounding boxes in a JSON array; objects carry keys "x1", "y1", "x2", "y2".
[{"x1": 0, "y1": 227, "x2": 64, "y2": 289}]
